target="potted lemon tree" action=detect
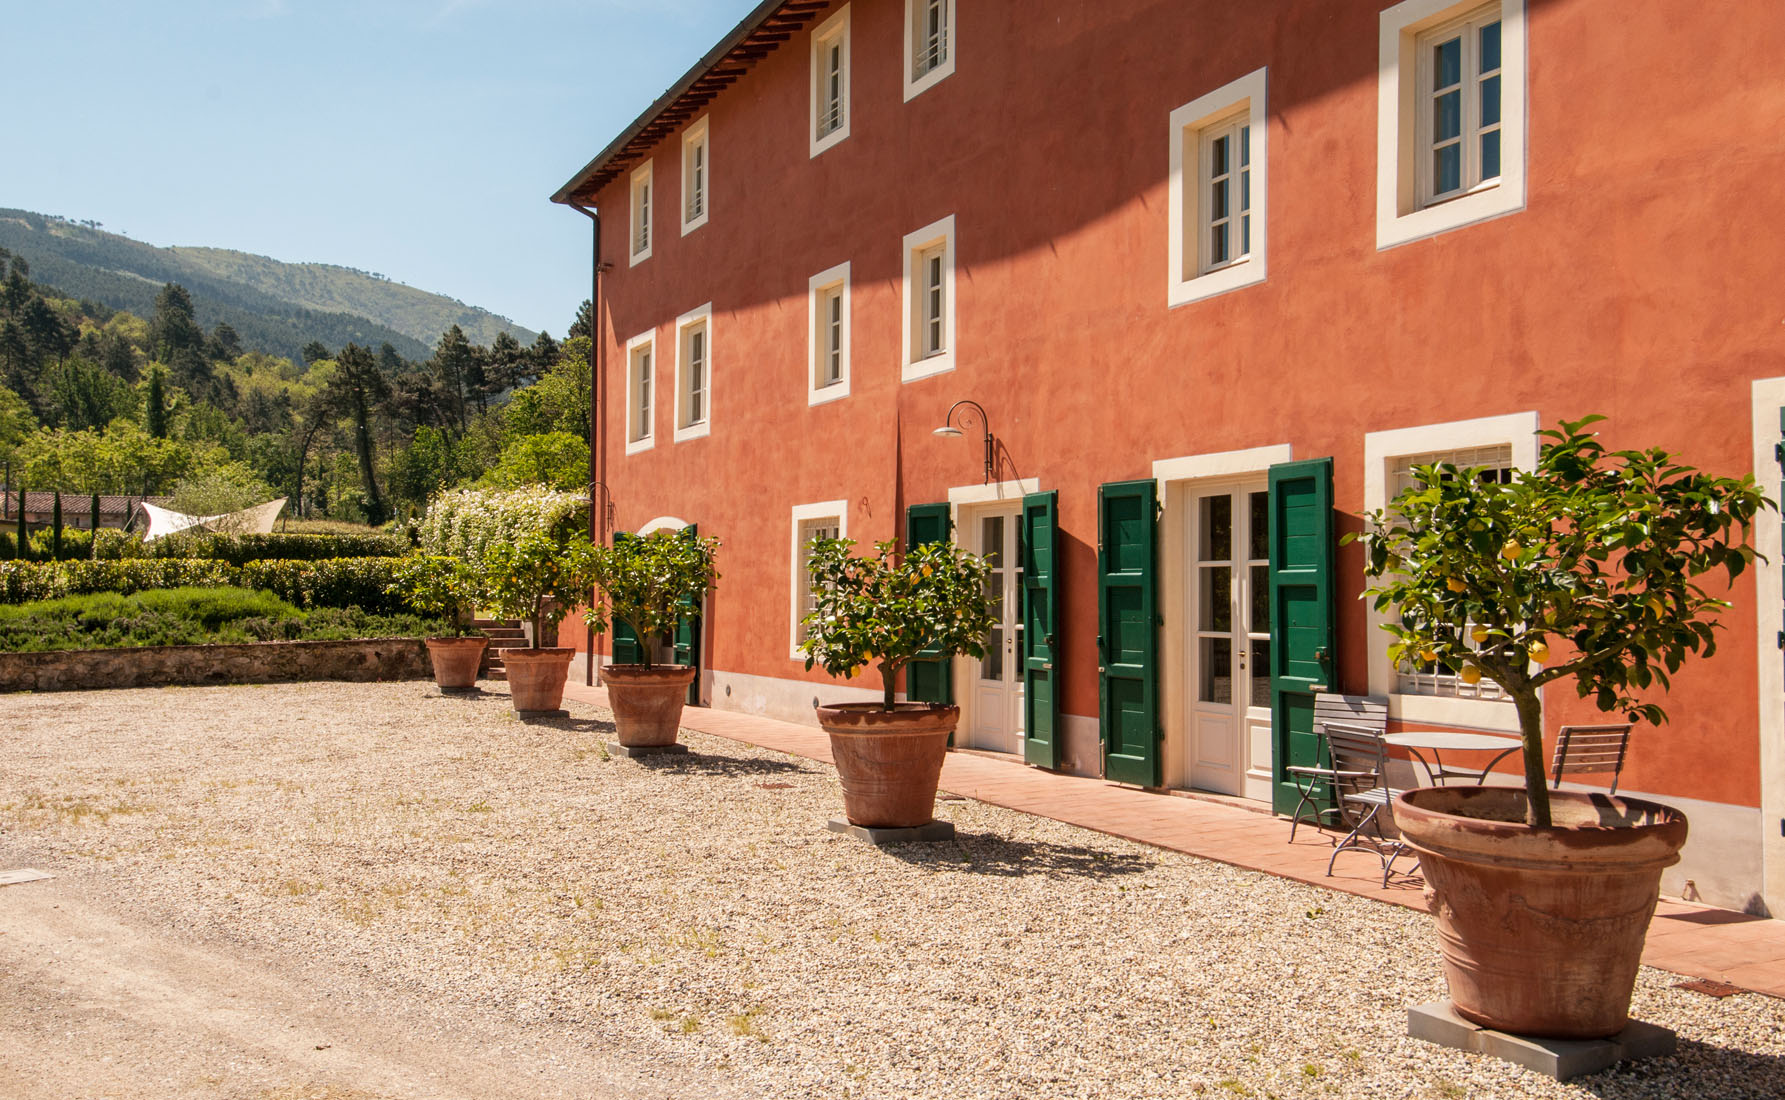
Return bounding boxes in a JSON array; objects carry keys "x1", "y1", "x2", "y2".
[
  {"x1": 481, "y1": 530, "x2": 594, "y2": 717},
  {"x1": 390, "y1": 554, "x2": 488, "y2": 692},
  {"x1": 1356, "y1": 416, "x2": 1768, "y2": 1038},
  {"x1": 584, "y1": 528, "x2": 720, "y2": 749},
  {"x1": 800, "y1": 535, "x2": 996, "y2": 829}
]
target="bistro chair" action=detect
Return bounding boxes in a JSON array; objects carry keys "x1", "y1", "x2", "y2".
[
  {"x1": 1551, "y1": 722, "x2": 1634, "y2": 794},
  {"x1": 1286, "y1": 694, "x2": 1388, "y2": 843},
  {"x1": 1317, "y1": 721, "x2": 1410, "y2": 887}
]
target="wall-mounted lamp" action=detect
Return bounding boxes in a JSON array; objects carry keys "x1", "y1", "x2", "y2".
[{"x1": 934, "y1": 399, "x2": 996, "y2": 484}]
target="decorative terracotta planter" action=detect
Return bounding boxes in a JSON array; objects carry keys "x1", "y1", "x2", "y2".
[
  {"x1": 815, "y1": 702, "x2": 959, "y2": 829},
  {"x1": 424, "y1": 636, "x2": 487, "y2": 692},
  {"x1": 601, "y1": 664, "x2": 697, "y2": 747},
  {"x1": 1395, "y1": 786, "x2": 1688, "y2": 1039},
  {"x1": 502, "y1": 647, "x2": 575, "y2": 714}
]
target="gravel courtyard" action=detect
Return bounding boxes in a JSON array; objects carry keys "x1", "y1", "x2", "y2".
[{"x1": 3, "y1": 682, "x2": 1783, "y2": 1100}]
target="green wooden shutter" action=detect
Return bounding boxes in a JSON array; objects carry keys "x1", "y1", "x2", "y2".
[
  {"x1": 904, "y1": 502, "x2": 954, "y2": 703},
  {"x1": 1021, "y1": 491, "x2": 1062, "y2": 768},
  {"x1": 609, "y1": 531, "x2": 643, "y2": 666},
  {"x1": 673, "y1": 525, "x2": 702, "y2": 704},
  {"x1": 1267, "y1": 458, "x2": 1336, "y2": 816},
  {"x1": 1098, "y1": 479, "x2": 1159, "y2": 787}
]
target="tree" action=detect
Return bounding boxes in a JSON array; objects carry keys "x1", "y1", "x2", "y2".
[
  {"x1": 481, "y1": 431, "x2": 589, "y2": 492},
  {"x1": 323, "y1": 343, "x2": 391, "y2": 525},
  {"x1": 503, "y1": 336, "x2": 591, "y2": 442},
  {"x1": 1356, "y1": 417, "x2": 1771, "y2": 827},
  {"x1": 145, "y1": 367, "x2": 169, "y2": 438},
  {"x1": 208, "y1": 322, "x2": 242, "y2": 362},
  {"x1": 44, "y1": 356, "x2": 136, "y2": 432},
  {"x1": 301, "y1": 340, "x2": 332, "y2": 366},
  {"x1": 150, "y1": 284, "x2": 204, "y2": 363},
  {"x1": 566, "y1": 299, "x2": 594, "y2": 342},
  {"x1": 429, "y1": 325, "x2": 476, "y2": 433}
]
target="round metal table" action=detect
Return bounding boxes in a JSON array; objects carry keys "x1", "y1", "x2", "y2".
[{"x1": 1383, "y1": 730, "x2": 1521, "y2": 786}]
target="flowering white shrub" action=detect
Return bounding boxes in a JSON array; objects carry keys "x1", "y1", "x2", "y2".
[{"x1": 417, "y1": 487, "x2": 587, "y2": 564}]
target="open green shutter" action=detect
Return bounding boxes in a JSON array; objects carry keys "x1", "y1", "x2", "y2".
[
  {"x1": 1267, "y1": 458, "x2": 1336, "y2": 816},
  {"x1": 673, "y1": 524, "x2": 702, "y2": 704},
  {"x1": 610, "y1": 531, "x2": 642, "y2": 665},
  {"x1": 1098, "y1": 479, "x2": 1159, "y2": 787},
  {"x1": 1021, "y1": 490, "x2": 1062, "y2": 768},
  {"x1": 905, "y1": 502, "x2": 953, "y2": 704}
]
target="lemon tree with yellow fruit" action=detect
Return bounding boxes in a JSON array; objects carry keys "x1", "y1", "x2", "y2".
[
  {"x1": 801, "y1": 536, "x2": 997, "y2": 712},
  {"x1": 1355, "y1": 416, "x2": 1770, "y2": 828}
]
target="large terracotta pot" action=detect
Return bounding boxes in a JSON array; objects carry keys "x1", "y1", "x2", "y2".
[
  {"x1": 815, "y1": 702, "x2": 958, "y2": 828},
  {"x1": 1395, "y1": 786, "x2": 1688, "y2": 1039},
  {"x1": 424, "y1": 636, "x2": 488, "y2": 692},
  {"x1": 602, "y1": 664, "x2": 697, "y2": 747},
  {"x1": 502, "y1": 647, "x2": 575, "y2": 713}
]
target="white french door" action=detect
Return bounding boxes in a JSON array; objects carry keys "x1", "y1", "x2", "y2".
[
  {"x1": 967, "y1": 509, "x2": 1025, "y2": 753},
  {"x1": 1186, "y1": 483, "x2": 1274, "y2": 800}
]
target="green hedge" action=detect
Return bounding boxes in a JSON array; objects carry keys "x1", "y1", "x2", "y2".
[
  {"x1": 0, "y1": 529, "x2": 97, "y2": 562},
  {"x1": 0, "y1": 557, "x2": 410, "y2": 612},
  {"x1": 92, "y1": 529, "x2": 411, "y2": 564},
  {"x1": 0, "y1": 588, "x2": 445, "y2": 652}
]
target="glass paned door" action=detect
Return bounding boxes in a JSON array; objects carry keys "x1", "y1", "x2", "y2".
[
  {"x1": 969, "y1": 510, "x2": 1025, "y2": 753},
  {"x1": 1188, "y1": 484, "x2": 1273, "y2": 800}
]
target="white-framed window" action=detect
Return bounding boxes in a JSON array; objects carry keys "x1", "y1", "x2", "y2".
[
  {"x1": 1362, "y1": 412, "x2": 1540, "y2": 731},
  {"x1": 629, "y1": 160, "x2": 654, "y2": 265},
  {"x1": 624, "y1": 330, "x2": 655, "y2": 454},
  {"x1": 681, "y1": 116, "x2": 710, "y2": 235},
  {"x1": 790, "y1": 500, "x2": 848, "y2": 658},
  {"x1": 673, "y1": 303, "x2": 712, "y2": 442},
  {"x1": 810, "y1": 6, "x2": 851, "y2": 157},
  {"x1": 1378, "y1": 0, "x2": 1525, "y2": 250},
  {"x1": 903, "y1": 0, "x2": 954, "y2": 101},
  {"x1": 807, "y1": 262, "x2": 851, "y2": 406},
  {"x1": 1168, "y1": 68, "x2": 1268, "y2": 308},
  {"x1": 901, "y1": 215, "x2": 955, "y2": 382}
]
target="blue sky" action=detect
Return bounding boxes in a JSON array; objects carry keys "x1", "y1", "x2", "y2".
[{"x1": 0, "y1": 0, "x2": 758, "y2": 338}]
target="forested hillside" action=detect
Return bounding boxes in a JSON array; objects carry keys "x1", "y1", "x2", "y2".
[
  {"x1": 0, "y1": 245, "x2": 591, "y2": 527},
  {"x1": 0, "y1": 210, "x2": 534, "y2": 363}
]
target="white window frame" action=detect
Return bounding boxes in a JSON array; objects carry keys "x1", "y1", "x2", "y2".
[
  {"x1": 1377, "y1": 0, "x2": 1525, "y2": 250},
  {"x1": 790, "y1": 500, "x2": 849, "y2": 659},
  {"x1": 681, "y1": 116, "x2": 710, "y2": 236},
  {"x1": 810, "y1": 6, "x2": 851, "y2": 158},
  {"x1": 807, "y1": 262, "x2": 852, "y2": 406},
  {"x1": 901, "y1": 215, "x2": 955, "y2": 383},
  {"x1": 623, "y1": 330, "x2": 655, "y2": 454},
  {"x1": 672, "y1": 303, "x2": 712, "y2": 443},
  {"x1": 628, "y1": 160, "x2": 654, "y2": 266},
  {"x1": 1362, "y1": 411, "x2": 1540, "y2": 732},
  {"x1": 902, "y1": 0, "x2": 955, "y2": 101},
  {"x1": 1168, "y1": 68, "x2": 1269, "y2": 308}
]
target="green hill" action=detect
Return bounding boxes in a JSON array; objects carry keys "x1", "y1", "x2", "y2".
[{"x1": 0, "y1": 209, "x2": 535, "y2": 363}]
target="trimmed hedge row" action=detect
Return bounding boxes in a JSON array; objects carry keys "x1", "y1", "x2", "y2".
[
  {"x1": 0, "y1": 587, "x2": 444, "y2": 653},
  {"x1": 92, "y1": 529, "x2": 411, "y2": 565},
  {"x1": 0, "y1": 557, "x2": 411, "y2": 613},
  {"x1": 0, "y1": 529, "x2": 97, "y2": 562}
]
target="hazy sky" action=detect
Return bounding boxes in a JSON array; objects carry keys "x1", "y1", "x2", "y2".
[{"x1": 1, "y1": 0, "x2": 758, "y2": 337}]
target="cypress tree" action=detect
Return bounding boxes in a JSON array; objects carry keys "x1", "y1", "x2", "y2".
[
  {"x1": 16, "y1": 487, "x2": 26, "y2": 562},
  {"x1": 91, "y1": 492, "x2": 102, "y2": 557},
  {"x1": 51, "y1": 491, "x2": 62, "y2": 560},
  {"x1": 146, "y1": 367, "x2": 169, "y2": 439}
]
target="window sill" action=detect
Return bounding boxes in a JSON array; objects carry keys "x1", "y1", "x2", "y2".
[
  {"x1": 680, "y1": 212, "x2": 709, "y2": 237},
  {"x1": 902, "y1": 351, "x2": 955, "y2": 384},
  {"x1": 808, "y1": 381, "x2": 851, "y2": 407},
  {"x1": 629, "y1": 247, "x2": 652, "y2": 268},
  {"x1": 673, "y1": 421, "x2": 711, "y2": 444},
  {"x1": 1168, "y1": 256, "x2": 1266, "y2": 309},
  {"x1": 625, "y1": 434, "x2": 654, "y2": 456},
  {"x1": 903, "y1": 59, "x2": 954, "y2": 102},
  {"x1": 1378, "y1": 177, "x2": 1524, "y2": 250}
]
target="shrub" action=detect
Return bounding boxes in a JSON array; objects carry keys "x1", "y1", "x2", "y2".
[
  {"x1": 0, "y1": 559, "x2": 237, "y2": 603},
  {"x1": 0, "y1": 587, "x2": 444, "y2": 652},
  {"x1": 237, "y1": 557, "x2": 411, "y2": 614},
  {"x1": 28, "y1": 528, "x2": 93, "y2": 561},
  {"x1": 92, "y1": 530, "x2": 408, "y2": 564},
  {"x1": 418, "y1": 487, "x2": 586, "y2": 564},
  {"x1": 388, "y1": 555, "x2": 482, "y2": 636},
  {"x1": 584, "y1": 529, "x2": 720, "y2": 668}
]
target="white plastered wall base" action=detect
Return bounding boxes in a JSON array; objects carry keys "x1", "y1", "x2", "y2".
[
  {"x1": 709, "y1": 668, "x2": 891, "y2": 728},
  {"x1": 1752, "y1": 377, "x2": 1785, "y2": 918}
]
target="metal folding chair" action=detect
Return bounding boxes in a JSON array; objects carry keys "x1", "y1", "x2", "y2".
[
  {"x1": 1551, "y1": 723, "x2": 1634, "y2": 794},
  {"x1": 1320, "y1": 721, "x2": 1410, "y2": 887},
  {"x1": 1285, "y1": 694, "x2": 1387, "y2": 843}
]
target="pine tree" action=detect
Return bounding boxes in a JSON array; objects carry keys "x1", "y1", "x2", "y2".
[{"x1": 146, "y1": 367, "x2": 168, "y2": 438}]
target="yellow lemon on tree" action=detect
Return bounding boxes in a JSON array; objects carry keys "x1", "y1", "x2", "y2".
[
  {"x1": 1419, "y1": 647, "x2": 1438, "y2": 663},
  {"x1": 1446, "y1": 577, "x2": 1468, "y2": 593},
  {"x1": 1471, "y1": 626, "x2": 1491, "y2": 644},
  {"x1": 1459, "y1": 665, "x2": 1483, "y2": 685},
  {"x1": 1528, "y1": 640, "x2": 1550, "y2": 662},
  {"x1": 1500, "y1": 541, "x2": 1522, "y2": 560}
]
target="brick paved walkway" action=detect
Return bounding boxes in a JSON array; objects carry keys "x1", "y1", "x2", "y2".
[{"x1": 563, "y1": 680, "x2": 1785, "y2": 1000}]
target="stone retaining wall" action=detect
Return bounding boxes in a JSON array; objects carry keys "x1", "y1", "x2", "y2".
[{"x1": 0, "y1": 638, "x2": 429, "y2": 693}]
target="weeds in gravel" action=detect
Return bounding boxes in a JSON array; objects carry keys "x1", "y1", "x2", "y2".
[
  {"x1": 1216, "y1": 1080, "x2": 1253, "y2": 1096},
  {"x1": 466, "y1": 799, "x2": 493, "y2": 813},
  {"x1": 679, "y1": 1015, "x2": 700, "y2": 1034},
  {"x1": 649, "y1": 1008, "x2": 675, "y2": 1021},
  {"x1": 727, "y1": 1006, "x2": 769, "y2": 1042}
]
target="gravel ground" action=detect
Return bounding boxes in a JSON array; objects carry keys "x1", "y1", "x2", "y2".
[{"x1": 2, "y1": 681, "x2": 1783, "y2": 1100}]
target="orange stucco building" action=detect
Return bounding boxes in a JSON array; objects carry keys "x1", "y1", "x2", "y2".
[{"x1": 555, "y1": 0, "x2": 1785, "y2": 915}]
